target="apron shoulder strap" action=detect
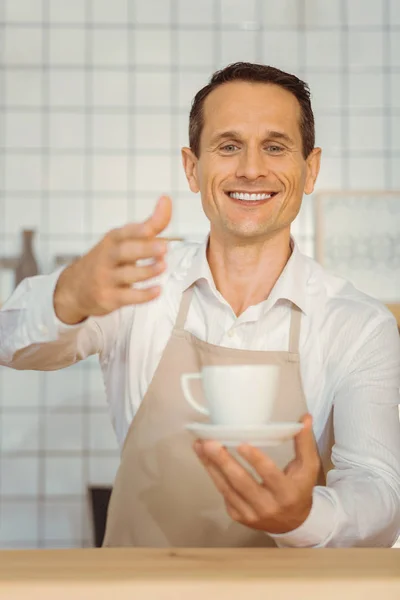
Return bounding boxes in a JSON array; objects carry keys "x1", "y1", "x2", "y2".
[
  {"x1": 175, "y1": 285, "x2": 195, "y2": 330},
  {"x1": 288, "y1": 303, "x2": 302, "y2": 354}
]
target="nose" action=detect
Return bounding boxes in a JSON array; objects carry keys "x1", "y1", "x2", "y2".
[{"x1": 236, "y1": 146, "x2": 268, "y2": 181}]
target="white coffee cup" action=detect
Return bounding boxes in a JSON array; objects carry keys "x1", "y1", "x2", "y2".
[{"x1": 181, "y1": 364, "x2": 280, "y2": 426}]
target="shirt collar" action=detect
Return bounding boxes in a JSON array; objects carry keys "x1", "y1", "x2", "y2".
[
  {"x1": 180, "y1": 235, "x2": 213, "y2": 292},
  {"x1": 266, "y1": 238, "x2": 308, "y2": 315},
  {"x1": 180, "y1": 235, "x2": 309, "y2": 315}
]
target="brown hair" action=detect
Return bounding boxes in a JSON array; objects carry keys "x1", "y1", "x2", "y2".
[{"x1": 189, "y1": 62, "x2": 315, "y2": 159}]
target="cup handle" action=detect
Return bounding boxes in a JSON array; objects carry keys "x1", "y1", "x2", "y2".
[{"x1": 181, "y1": 373, "x2": 209, "y2": 416}]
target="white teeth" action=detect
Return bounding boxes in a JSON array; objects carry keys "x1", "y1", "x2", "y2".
[{"x1": 229, "y1": 192, "x2": 273, "y2": 201}]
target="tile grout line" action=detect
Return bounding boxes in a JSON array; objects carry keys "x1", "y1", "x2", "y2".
[
  {"x1": 127, "y1": 0, "x2": 136, "y2": 222},
  {"x1": 383, "y1": 0, "x2": 392, "y2": 188},
  {"x1": 213, "y1": 0, "x2": 222, "y2": 70},
  {"x1": 340, "y1": 0, "x2": 350, "y2": 188},
  {"x1": 2, "y1": 20, "x2": 400, "y2": 32},
  {"x1": 255, "y1": 0, "x2": 263, "y2": 64},
  {"x1": 37, "y1": 0, "x2": 50, "y2": 549},
  {"x1": 81, "y1": 0, "x2": 94, "y2": 548},
  {"x1": 296, "y1": 0, "x2": 316, "y2": 256},
  {"x1": 3, "y1": 64, "x2": 400, "y2": 73},
  {"x1": 0, "y1": 0, "x2": 5, "y2": 540},
  {"x1": 170, "y1": 0, "x2": 180, "y2": 232}
]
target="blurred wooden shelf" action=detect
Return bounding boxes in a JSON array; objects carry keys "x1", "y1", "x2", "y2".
[
  {"x1": 54, "y1": 254, "x2": 80, "y2": 267},
  {"x1": 0, "y1": 257, "x2": 18, "y2": 269},
  {"x1": 386, "y1": 303, "x2": 400, "y2": 328}
]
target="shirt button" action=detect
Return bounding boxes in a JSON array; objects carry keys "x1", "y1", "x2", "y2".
[
  {"x1": 227, "y1": 329, "x2": 235, "y2": 338},
  {"x1": 40, "y1": 325, "x2": 48, "y2": 334}
]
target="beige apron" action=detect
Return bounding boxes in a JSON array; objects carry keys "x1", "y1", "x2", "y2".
[{"x1": 103, "y1": 285, "x2": 332, "y2": 548}]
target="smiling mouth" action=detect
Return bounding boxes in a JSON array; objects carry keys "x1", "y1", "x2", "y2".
[{"x1": 226, "y1": 191, "x2": 278, "y2": 202}]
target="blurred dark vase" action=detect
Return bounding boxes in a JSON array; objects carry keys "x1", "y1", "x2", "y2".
[
  {"x1": 88, "y1": 486, "x2": 112, "y2": 547},
  {"x1": 15, "y1": 229, "x2": 39, "y2": 287}
]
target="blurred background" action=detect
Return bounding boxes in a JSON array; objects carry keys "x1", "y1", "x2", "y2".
[{"x1": 0, "y1": 0, "x2": 399, "y2": 548}]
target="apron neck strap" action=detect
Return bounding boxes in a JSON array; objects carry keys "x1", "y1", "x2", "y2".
[
  {"x1": 175, "y1": 285, "x2": 195, "y2": 330},
  {"x1": 288, "y1": 303, "x2": 302, "y2": 354}
]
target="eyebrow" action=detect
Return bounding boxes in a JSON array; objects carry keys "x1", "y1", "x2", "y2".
[{"x1": 210, "y1": 129, "x2": 295, "y2": 146}]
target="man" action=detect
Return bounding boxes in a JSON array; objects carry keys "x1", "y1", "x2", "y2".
[{"x1": 1, "y1": 62, "x2": 399, "y2": 548}]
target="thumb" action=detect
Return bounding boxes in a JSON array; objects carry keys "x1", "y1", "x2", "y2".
[
  {"x1": 293, "y1": 413, "x2": 318, "y2": 465},
  {"x1": 284, "y1": 414, "x2": 319, "y2": 479},
  {"x1": 143, "y1": 195, "x2": 172, "y2": 237}
]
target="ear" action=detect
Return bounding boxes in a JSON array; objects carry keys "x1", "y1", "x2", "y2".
[
  {"x1": 304, "y1": 147, "x2": 322, "y2": 195},
  {"x1": 181, "y1": 147, "x2": 200, "y2": 193}
]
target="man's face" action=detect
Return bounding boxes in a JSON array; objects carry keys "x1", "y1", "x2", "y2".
[{"x1": 182, "y1": 81, "x2": 321, "y2": 243}]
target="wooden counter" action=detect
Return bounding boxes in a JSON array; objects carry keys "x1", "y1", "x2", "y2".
[{"x1": 0, "y1": 548, "x2": 399, "y2": 599}]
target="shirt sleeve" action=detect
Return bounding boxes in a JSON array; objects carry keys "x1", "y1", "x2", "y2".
[
  {"x1": 0, "y1": 268, "x2": 117, "y2": 370},
  {"x1": 269, "y1": 314, "x2": 400, "y2": 548}
]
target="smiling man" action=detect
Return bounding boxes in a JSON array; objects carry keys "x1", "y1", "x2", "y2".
[{"x1": 1, "y1": 63, "x2": 400, "y2": 548}]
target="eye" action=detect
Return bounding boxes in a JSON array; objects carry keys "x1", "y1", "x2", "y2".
[
  {"x1": 220, "y1": 144, "x2": 239, "y2": 153},
  {"x1": 266, "y1": 145, "x2": 284, "y2": 154}
]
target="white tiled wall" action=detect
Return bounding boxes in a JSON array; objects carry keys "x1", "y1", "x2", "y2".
[{"x1": 0, "y1": 0, "x2": 399, "y2": 548}]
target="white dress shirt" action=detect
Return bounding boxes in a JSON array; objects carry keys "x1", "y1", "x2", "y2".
[{"x1": 1, "y1": 237, "x2": 400, "y2": 549}]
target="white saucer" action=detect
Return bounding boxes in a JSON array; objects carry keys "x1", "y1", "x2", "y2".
[{"x1": 185, "y1": 422, "x2": 303, "y2": 447}]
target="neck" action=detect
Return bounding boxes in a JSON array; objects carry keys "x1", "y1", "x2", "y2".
[{"x1": 207, "y1": 229, "x2": 292, "y2": 317}]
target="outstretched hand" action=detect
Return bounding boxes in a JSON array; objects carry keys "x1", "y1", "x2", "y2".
[
  {"x1": 54, "y1": 195, "x2": 173, "y2": 324},
  {"x1": 194, "y1": 414, "x2": 321, "y2": 534}
]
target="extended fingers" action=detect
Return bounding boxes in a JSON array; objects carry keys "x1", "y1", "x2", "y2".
[
  {"x1": 237, "y1": 444, "x2": 288, "y2": 497},
  {"x1": 113, "y1": 260, "x2": 166, "y2": 285},
  {"x1": 194, "y1": 443, "x2": 258, "y2": 522},
  {"x1": 111, "y1": 238, "x2": 167, "y2": 265},
  {"x1": 196, "y1": 441, "x2": 269, "y2": 506}
]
